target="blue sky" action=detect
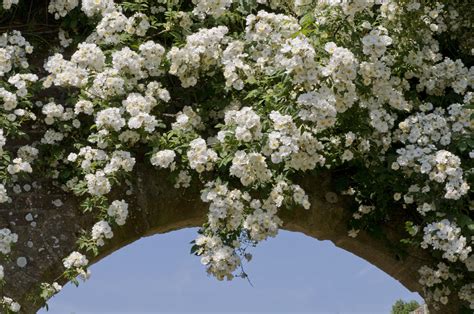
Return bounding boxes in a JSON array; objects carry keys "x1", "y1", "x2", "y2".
[{"x1": 39, "y1": 228, "x2": 422, "y2": 313}]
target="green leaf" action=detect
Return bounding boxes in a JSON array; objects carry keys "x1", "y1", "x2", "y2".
[
  {"x1": 457, "y1": 214, "x2": 472, "y2": 227},
  {"x1": 190, "y1": 244, "x2": 200, "y2": 255}
]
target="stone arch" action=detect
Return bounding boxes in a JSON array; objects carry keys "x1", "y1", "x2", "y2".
[
  {"x1": 1, "y1": 163, "x2": 458, "y2": 313},
  {"x1": 40, "y1": 228, "x2": 425, "y2": 313}
]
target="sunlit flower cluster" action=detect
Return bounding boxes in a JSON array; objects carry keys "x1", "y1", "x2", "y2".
[
  {"x1": 91, "y1": 220, "x2": 114, "y2": 246},
  {"x1": 0, "y1": 296, "x2": 20, "y2": 312},
  {"x1": 421, "y1": 219, "x2": 471, "y2": 262},
  {"x1": 63, "y1": 251, "x2": 89, "y2": 270},
  {"x1": 168, "y1": 26, "x2": 229, "y2": 87}
]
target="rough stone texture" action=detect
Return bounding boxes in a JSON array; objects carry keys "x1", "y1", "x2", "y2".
[{"x1": 0, "y1": 162, "x2": 461, "y2": 313}]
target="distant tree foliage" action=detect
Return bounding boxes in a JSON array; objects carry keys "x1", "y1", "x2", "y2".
[{"x1": 391, "y1": 299, "x2": 421, "y2": 314}]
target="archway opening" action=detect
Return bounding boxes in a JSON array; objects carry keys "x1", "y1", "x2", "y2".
[{"x1": 39, "y1": 228, "x2": 422, "y2": 313}]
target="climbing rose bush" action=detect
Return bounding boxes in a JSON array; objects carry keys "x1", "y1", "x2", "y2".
[{"x1": 0, "y1": 0, "x2": 472, "y2": 312}]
